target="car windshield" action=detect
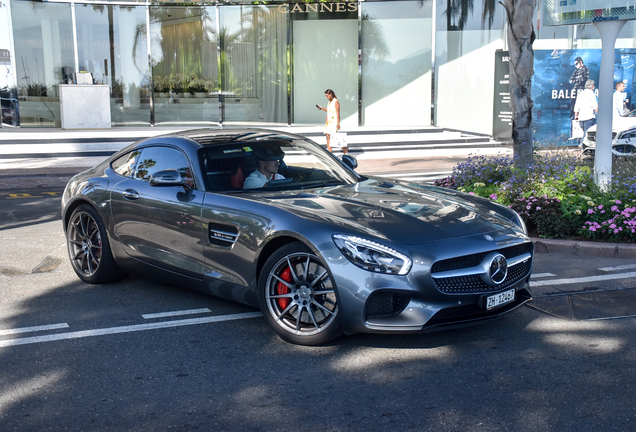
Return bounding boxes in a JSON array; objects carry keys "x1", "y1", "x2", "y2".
[{"x1": 198, "y1": 136, "x2": 360, "y2": 192}]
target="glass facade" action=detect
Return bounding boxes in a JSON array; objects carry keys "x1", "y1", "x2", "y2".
[
  {"x1": 76, "y1": 4, "x2": 149, "y2": 126},
  {"x1": 10, "y1": 1, "x2": 73, "y2": 127},
  {"x1": 4, "y1": 0, "x2": 636, "y2": 134}
]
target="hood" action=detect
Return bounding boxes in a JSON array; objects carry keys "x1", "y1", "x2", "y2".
[
  {"x1": 588, "y1": 115, "x2": 636, "y2": 134},
  {"x1": 256, "y1": 179, "x2": 521, "y2": 245}
]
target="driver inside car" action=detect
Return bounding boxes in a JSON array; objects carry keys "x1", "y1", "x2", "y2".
[{"x1": 243, "y1": 144, "x2": 286, "y2": 189}]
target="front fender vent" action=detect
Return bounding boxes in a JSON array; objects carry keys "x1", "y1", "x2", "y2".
[{"x1": 208, "y1": 223, "x2": 238, "y2": 247}]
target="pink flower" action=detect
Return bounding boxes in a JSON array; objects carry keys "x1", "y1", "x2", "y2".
[
  {"x1": 589, "y1": 226, "x2": 597, "y2": 231},
  {"x1": 616, "y1": 200, "x2": 622, "y2": 204},
  {"x1": 536, "y1": 207, "x2": 542, "y2": 210},
  {"x1": 469, "y1": 192, "x2": 475, "y2": 195},
  {"x1": 490, "y1": 194, "x2": 498, "y2": 200},
  {"x1": 615, "y1": 229, "x2": 619, "y2": 234},
  {"x1": 527, "y1": 205, "x2": 531, "y2": 210},
  {"x1": 610, "y1": 224, "x2": 616, "y2": 229},
  {"x1": 587, "y1": 209, "x2": 595, "y2": 214},
  {"x1": 601, "y1": 210, "x2": 605, "y2": 213},
  {"x1": 598, "y1": 205, "x2": 604, "y2": 210},
  {"x1": 611, "y1": 206, "x2": 618, "y2": 212}
]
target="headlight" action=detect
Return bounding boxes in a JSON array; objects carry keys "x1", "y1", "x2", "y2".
[
  {"x1": 333, "y1": 234, "x2": 412, "y2": 275},
  {"x1": 510, "y1": 209, "x2": 528, "y2": 234}
]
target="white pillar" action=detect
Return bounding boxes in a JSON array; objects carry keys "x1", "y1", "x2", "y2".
[{"x1": 593, "y1": 20, "x2": 627, "y2": 191}]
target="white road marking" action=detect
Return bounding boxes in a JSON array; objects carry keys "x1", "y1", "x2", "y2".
[
  {"x1": 142, "y1": 308, "x2": 212, "y2": 319},
  {"x1": 599, "y1": 264, "x2": 636, "y2": 272},
  {"x1": 0, "y1": 323, "x2": 69, "y2": 336},
  {"x1": 0, "y1": 312, "x2": 262, "y2": 348},
  {"x1": 531, "y1": 273, "x2": 556, "y2": 278},
  {"x1": 530, "y1": 271, "x2": 636, "y2": 287}
]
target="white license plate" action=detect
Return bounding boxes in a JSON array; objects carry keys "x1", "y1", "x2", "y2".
[{"x1": 486, "y1": 289, "x2": 515, "y2": 310}]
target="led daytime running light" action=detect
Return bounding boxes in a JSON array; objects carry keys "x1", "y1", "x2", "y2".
[{"x1": 333, "y1": 234, "x2": 412, "y2": 275}]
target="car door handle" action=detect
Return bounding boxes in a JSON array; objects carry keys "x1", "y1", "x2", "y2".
[{"x1": 122, "y1": 189, "x2": 140, "y2": 200}]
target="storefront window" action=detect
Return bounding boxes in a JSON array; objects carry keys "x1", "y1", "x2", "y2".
[
  {"x1": 361, "y1": 1, "x2": 432, "y2": 126},
  {"x1": 76, "y1": 5, "x2": 149, "y2": 126},
  {"x1": 291, "y1": 7, "x2": 357, "y2": 126},
  {"x1": 150, "y1": 6, "x2": 218, "y2": 126},
  {"x1": 434, "y1": 0, "x2": 506, "y2": 134},
  {"x1": 10, "y1": 0, "x2": 74, "y2": 127},
  {"x1": 220, "y1": 5, "x2": 288, "y2": 126}
]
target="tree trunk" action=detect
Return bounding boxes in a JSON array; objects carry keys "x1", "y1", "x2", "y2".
[{"x1": 501, "y1": 0, "x2": 536, "y2": 170}]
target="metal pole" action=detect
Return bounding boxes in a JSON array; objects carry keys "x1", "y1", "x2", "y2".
[
  {"x1": 593, "y1": 20, "x2": 627, "y2": 191},
  {"x1": 71, "y1": 3, "x2": 79, "y2": 73},
  {"x1": 146, "y1": 3, "x2": 154, "y2": 126}
]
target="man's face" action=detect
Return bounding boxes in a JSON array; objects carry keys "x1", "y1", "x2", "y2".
[
  {"x1": 618, "y1": 83, "x2": 625, "y2": 92},
  {"x1": 260, "y1": 159, "x2": 280, "y2": 176}
]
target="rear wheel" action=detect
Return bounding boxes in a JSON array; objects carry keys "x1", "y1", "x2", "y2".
[
  {"x1": 258, "y1": 242, "x2": 342, "y2": 345},
  {"x1": 66, "y1": 204, "x2": 124, "y2": 284}
]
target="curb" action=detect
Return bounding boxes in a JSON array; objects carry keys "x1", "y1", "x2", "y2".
[{"x1": 532, "y1": 237, "x2": 636, "y2": 258}]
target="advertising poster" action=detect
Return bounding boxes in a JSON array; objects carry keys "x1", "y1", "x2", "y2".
[{"x1": 532, "y1": 48, "x2": 636, "y2": 146}]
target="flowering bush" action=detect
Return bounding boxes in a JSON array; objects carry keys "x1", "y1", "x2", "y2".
[
  {"x1": 435, "y1": 149, "x2": 636, "y2": 243},
  {"x1": 510, "y1": 196, "x2": 573, "y2": 238},
  {"x1": 578, "y1": 199, "x2": 636, "y2": 242}
]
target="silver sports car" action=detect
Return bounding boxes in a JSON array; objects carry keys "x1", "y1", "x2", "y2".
[{"x1": 62, "y1": 128, "x2": 533, "y2": 345}]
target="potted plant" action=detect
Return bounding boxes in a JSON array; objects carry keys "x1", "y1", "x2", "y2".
[{"x1": 189, "y1": 78, "x2": 210, "y2": 98}]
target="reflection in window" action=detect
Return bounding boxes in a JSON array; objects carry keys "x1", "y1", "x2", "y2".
[
  {"x1": 150, "y1": 6, "x2": 219, "y2": 126},
  {"x1": 10, "y1": 0, "x2": 74, "y2": 127},
  {"x1": 220, "y1": 6, "x2": 289, "y2": 125},
  {"x1": 361, "y1": 2, "x2": 432, "y2": 126},
  {"x1": 112, "y1": 150, "x2": 141, "y2": 177},
  {"x1": 75, "y1": 5, "x2": 149, "y2": 126},
  {"x1": 134, "y1": 146, "x2": 194, "y2": 188}
]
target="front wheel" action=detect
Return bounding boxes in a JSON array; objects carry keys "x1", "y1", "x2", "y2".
[
  {"x1": 66, "y1": 204, "x2": 124, "y2": 284},
  {"x1": 258, "y1": 242, "x2": 343, "y2": 345}
]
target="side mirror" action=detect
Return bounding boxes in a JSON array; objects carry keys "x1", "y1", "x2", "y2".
[
  {"x1": 150, "y1": 169, "x2": 186, "y2": 188},
  {"x1": 341, "y1": 154, "x2": 358, "y2": 170}
]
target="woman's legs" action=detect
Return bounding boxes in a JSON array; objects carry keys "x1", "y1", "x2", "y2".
[{"x1": 326, "y1": 134, "x2": 332, "y2": 152}]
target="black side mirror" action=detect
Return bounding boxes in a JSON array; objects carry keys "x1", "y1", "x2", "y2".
[{"x1": 341, "y1": 154, "x2": 358, "y2": 170}]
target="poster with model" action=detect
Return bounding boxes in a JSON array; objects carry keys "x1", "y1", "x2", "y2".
[{"x1": 532, "y1": 48, "x2": 636, "y2": 146}]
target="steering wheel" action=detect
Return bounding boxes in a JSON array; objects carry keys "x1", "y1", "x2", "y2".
[{"x1": 292, "y1": 168, "x2": 315, "y2": 183}]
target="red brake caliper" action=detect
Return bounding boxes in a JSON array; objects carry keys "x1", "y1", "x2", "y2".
[{"x1": 276, "y1": 266, "x2": 292, "y2": 309}]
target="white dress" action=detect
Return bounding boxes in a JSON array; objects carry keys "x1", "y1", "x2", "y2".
[{"x1": 324, "y1": 98, "x2": 339, "y2": 135}]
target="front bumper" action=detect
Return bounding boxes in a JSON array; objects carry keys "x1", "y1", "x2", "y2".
[{"x1": 325, "y1": 235, "x2": 534, "y2": 335}]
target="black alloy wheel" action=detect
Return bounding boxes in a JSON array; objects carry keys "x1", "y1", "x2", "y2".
[{"x1": 66, "y1": 204, "x2": 123, "y2": 284}]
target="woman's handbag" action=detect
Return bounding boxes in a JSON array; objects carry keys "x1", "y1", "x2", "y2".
[{"x1": 331, "y1": 132, "x2": 348, "y2": 149}]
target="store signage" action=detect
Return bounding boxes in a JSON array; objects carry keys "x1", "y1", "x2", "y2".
[
  {"x1": 278, "y1": 2, "x2": 358, "y2": 13},
  {"x1": 0, "y1": 49, "x2": 10, "y2": 64},
  {"x1": 543, "y1": 0, "x2": 636, "y2": 26},
  {"x1": 492, "y1": 51, "x2": 512, "y2": 141}
]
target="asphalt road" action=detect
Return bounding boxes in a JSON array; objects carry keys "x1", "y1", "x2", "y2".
[{"x1": 1, "y1": 161, "x2": 636, "y2": 431}]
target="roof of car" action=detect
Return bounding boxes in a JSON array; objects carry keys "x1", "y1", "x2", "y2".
[{"x1": 167, "y1": 128, "x2": 306, "y2": 147}]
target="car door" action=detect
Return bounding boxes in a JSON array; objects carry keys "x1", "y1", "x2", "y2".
[{"x1": 110, "y1": 145, "x2": 205, "y2": 278}]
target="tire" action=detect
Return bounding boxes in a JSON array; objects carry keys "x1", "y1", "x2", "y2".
[
  {"x1": 66, "y1": 204, "x2": 124, "y2": 284},
  {"x1": 258, "y1": 242, "x2": 343, "y2": 345}
]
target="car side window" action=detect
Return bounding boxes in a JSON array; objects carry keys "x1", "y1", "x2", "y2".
[
  {"x1": 134, "y1": 146, "x2": 195, "y2": 188},
  {"x1": 111, "y1": 150, "x2": 141, "y2": 178}
]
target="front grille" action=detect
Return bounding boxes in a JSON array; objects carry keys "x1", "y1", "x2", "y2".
[
  {"x1": 433, "y1": 259, "x2": 532, "y2": 293},
  {"x1": 430, "y1": 242, "x2": 532, "y2": 294},
  {"x1": 431, "y1": 242, "x2": 532, "y2": 274},
  {"x1": 587, "y1": 131, "x2": 616, "y2": 143},
  {"x1": 365, "y1": 292, "x2": 410, "y2": 319}
]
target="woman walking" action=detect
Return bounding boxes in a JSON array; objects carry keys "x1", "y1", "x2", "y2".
[{"x1": 317, "y1": 89, "x2": 347, "y2": 154}]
